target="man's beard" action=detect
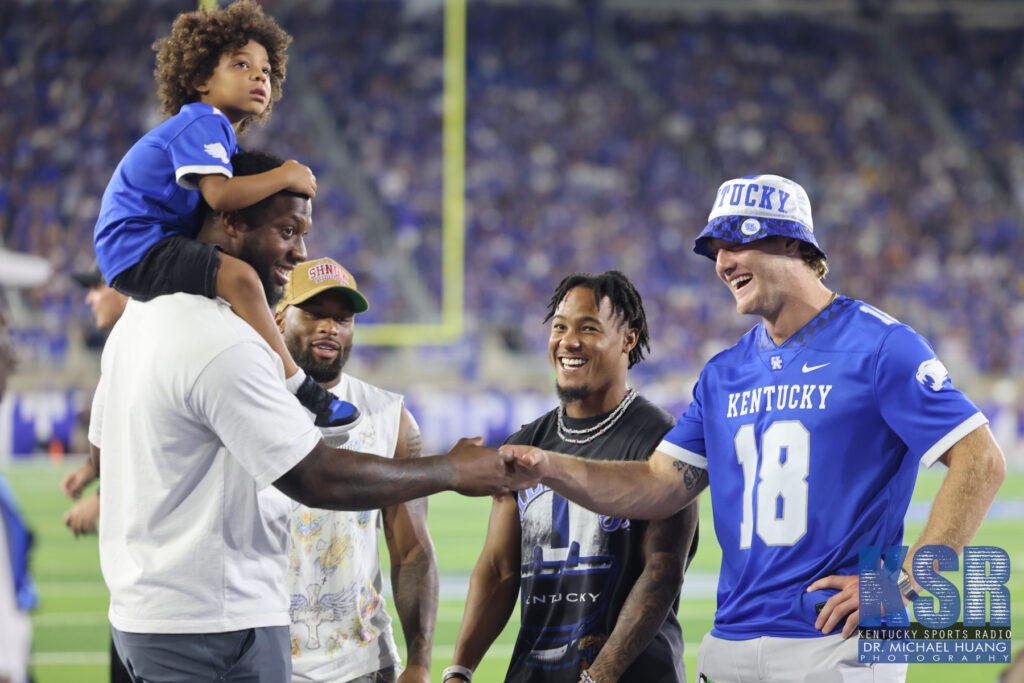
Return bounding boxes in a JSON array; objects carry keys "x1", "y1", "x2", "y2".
[
  {"x1": 556, "y1": 382, "x2": 591, "y2": 405},
  {"x1": 236, "y1": 242, "x2": 281, "y2": 308},
  {"x1": 295, "y1": 343, "x2": 351, "y2": 384}
]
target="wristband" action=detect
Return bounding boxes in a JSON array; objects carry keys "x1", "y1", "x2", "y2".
[
  {"x1": 443, "y1": 665, "x2": 473, "y2": 682},
  {"x1": 581, "y1": 670, "x2": 598, "y2": 683},
  {"x1": 897, "y1": 569, "x2": 920, "y2": 602}
]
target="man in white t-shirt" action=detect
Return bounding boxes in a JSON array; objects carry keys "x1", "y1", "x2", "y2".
[
  {"x1": 89, "y1": 151, "x2": 522, "y2": 683},
  {"x1": 274, "y1": 257, "x2": 435, "y2": 683}
]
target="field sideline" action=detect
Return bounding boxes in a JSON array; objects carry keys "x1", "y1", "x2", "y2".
[{"x1": 5, "y1": 458, "x2": 1021, "y2": 682}]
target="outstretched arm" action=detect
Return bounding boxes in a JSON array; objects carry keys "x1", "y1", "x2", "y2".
[
  {"x1": 509, "y1": 446, "x2": 708, "y2": 520},
  {"x1": 811, "y1": 424, "x2": 1006, "y2": 637},
  {"x1": 450, "y1": 494, "x2": 522, "y2": 673},
  {"x1": 384, "y1": 409, "x2": 437, "y2": 683},
  {"x1": 274, "y1": 436, "x2": 516, "y2": 511},
  {"x1": 585, "y1": 501, "x2": 699, "y2": 681}
]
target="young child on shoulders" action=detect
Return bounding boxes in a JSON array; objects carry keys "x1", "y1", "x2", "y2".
[{"x1": 93, "y1": 0, "x2": 358, "y2": 432}]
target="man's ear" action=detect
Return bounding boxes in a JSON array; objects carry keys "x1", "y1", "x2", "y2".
[
  {"x1": 623, "y1": 327, "x2": 639, "y2": 355},
  {"x1": 274, "y1": 309, "x2": 286, "y2": 334},
  {"x1": 219, "y1": 210, "x2": 246, "y2": 237}
]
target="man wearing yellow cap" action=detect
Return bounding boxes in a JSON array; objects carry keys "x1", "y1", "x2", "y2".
[{"x1": 273, "y1": 258, "x2": 435, "y2": 683}]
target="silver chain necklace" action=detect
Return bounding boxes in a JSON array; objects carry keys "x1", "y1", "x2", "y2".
[{"x1": 557, "y1": 387, "x2": 638, "y2": 444}]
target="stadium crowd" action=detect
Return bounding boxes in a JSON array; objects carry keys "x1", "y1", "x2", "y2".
[{"x1": 1, "y1": 0, "x2": 1022, "y2": 383}]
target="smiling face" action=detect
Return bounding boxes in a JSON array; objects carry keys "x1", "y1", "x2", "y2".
[
  {"x1": 230, "y1": 193, "x2": 311, "y2": 307},
  {"x1": 279, "y1": 290, "x2": 354, "y2": 388},
  {"x1": 196, "y1": 39, "x2": 272, "y2": 124},
  {"x1": 708, "y1": 236, "x2": 798, "y2": 320},
  {"x1": 548, "y1": 286, "x2": 637, "y2": 417}
]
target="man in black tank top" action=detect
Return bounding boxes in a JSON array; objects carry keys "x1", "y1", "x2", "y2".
[{"x1": 446, "y1": 271, "x2": 699, "y2": 683}]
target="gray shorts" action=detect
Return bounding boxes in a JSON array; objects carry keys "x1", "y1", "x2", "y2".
[
  {"x1": 111, "y1": 625, "x2": 290, "y2": 682},
  {"x1": 347, "y1": 667, "x2": 398, "y2": 683},
  {"x1": 696, "y1": 631, "x2": 908, "y2": 683}
]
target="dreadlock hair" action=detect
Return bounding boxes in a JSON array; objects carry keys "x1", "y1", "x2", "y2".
[
  {"x1": 544, "y1": 271, "x2": 650, "y2": 369},
  {"x1": 152, "y1": 0, "x2": 291, "y2": 133}
]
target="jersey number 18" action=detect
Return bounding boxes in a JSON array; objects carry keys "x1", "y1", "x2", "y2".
[{"x1": 735, "y1": 421, "x2": 809, "y2": 548}]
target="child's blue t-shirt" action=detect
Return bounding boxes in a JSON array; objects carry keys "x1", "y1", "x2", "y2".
[{"x1": 93, "y1": 103, "x2": 237, "y2": 282}]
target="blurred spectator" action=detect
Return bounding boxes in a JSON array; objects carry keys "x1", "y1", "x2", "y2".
[
  {"x1": 0, "y1": 310, "x2": 37, "y2": 683},
  {"x1": 59, "y1": 262, "x2": 131, "y2": 683}
]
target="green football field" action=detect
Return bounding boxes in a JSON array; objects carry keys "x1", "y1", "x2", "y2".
[{"x1": 4, "y1": 458, "x2": 1021, "y2": 682}]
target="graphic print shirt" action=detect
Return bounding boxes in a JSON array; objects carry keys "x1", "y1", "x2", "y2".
[
  {"x1": 272, "y1": 375, "x2": 404, "y2": 682},
  {"x1": 505, "y1": 395, "x2": 691, "y2": 683}
]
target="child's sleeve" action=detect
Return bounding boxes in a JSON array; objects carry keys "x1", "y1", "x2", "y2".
[{"x1": 169, "y1": 114, "x2": 236, "y2": 190}]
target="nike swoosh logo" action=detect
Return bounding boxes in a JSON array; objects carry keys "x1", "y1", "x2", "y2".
[{"x1": 802, "y1": 362, "x2": 831, "y2": 373}]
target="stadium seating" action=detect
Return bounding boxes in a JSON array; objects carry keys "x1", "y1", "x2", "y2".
[{"x1": 2, "y1": 0, "x2": 1022, "y2": 385}]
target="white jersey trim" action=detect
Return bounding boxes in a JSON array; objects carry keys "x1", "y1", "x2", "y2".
[
  {"x1": 656, "y1": 440, "x2": 707, "y2": 469},
  {"x1": 920, "y1": 412, "x2": 988, "y2": 468},
  {"x1": 176, "y1": 164, "x2": 231, "y2": 189}
]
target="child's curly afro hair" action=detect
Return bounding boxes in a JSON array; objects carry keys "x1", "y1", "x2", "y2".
[{"x1": 153, "y1": 0, "x2": 291, "y2": 133}]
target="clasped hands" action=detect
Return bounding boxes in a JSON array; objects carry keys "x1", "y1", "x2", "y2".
[{"x1": 447, "y1": 440, "x2": 550, "y2": 496}]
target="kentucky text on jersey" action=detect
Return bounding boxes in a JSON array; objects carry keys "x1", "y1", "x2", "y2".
[
  {"x1": 726, "y1": 384, "x2": 833, "y2": 418},
  {"x1": 524, "y1": 592, "x2": 603, "y2": 606},
  {"x1": 715, "y1": 181, "x2": 792, "y2": 213}
]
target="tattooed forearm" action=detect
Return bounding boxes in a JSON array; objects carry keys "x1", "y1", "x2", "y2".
[
  {"x1": 683, "y1": 464, "x2": 707, "y2": 491},
  {"x1": 391, "y1": 545, "x2": 438, "y2": 668},
  {"x1": 389, "y1": 421, "x2": 428, "y2": 518},
  {"x1": 672, "y1": 460, "x2": 708, "y2": 491},
  {"x1": 406, "y1": 427, "x2": 422, "y2": 459},
  {"x1": 586, "y1": 551, "x2": 684, "y2": 681},
  {"x1": 586, "y1": 507, "x2": 695, "y2": 681}
]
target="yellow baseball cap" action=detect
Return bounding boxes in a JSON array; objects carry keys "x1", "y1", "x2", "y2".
[{"x1": 277, "y1": 257, "x2": 370, "y2": 313}]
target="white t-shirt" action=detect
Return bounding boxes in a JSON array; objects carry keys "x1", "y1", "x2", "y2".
[
  {"x1": 89, "y1": 294, "x2": 321, "y2": 634},
  {"x1": 273, "y1": 374, "x2": 404, "y2": 682}
]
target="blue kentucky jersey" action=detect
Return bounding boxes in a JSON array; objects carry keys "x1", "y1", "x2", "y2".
[
  {"x1": 94, "y1": 103, "x2": 236, "y2": 282},
  {"x1": 659, "y1": 296, "x2": 986, "y2": 640}
]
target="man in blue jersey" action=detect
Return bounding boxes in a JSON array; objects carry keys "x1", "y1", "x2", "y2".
[{"x1": 508, "y1": 174, "x2": 1006, "y2": 682}]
